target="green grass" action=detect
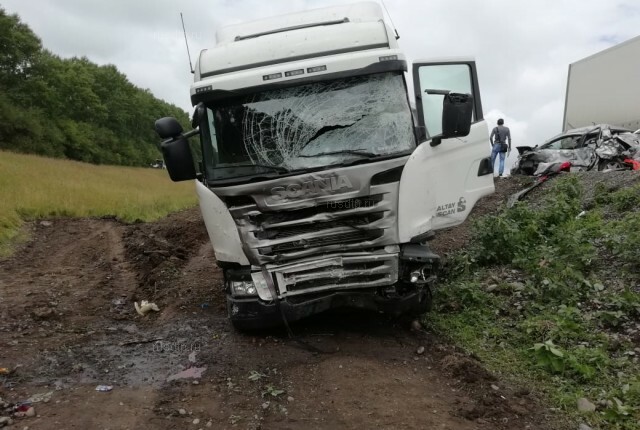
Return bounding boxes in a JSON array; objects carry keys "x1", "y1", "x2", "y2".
[
  {"x1": 0, "y1": 150, "x2": 197, "y2": 255},
  {"x1": 426, "y1": 176, "x2": 640, "y2": 429}
]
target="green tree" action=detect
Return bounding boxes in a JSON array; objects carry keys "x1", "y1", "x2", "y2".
[{"x1": 0, "y1": 7, "x2": 190, "y2": 167}]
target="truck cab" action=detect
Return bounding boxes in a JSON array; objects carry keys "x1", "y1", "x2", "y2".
[{"x1": 155, "y1": 2, "x2": 494, "y2": 329}]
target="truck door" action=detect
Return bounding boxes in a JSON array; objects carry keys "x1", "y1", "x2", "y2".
[{"x1": 398, "y1": 60, "x2": 495, "y2": 243}]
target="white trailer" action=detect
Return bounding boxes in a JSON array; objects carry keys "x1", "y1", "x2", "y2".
[{"x1": 563, "y1": 35, "x2": 640, "y2": 132}]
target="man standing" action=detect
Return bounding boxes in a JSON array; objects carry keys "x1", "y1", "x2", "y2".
[{"x1": 490, "y1": 118, "x2": 511, "y2": 177}]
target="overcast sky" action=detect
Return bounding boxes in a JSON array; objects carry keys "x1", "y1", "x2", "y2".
[{"x1": 2, "y1": 0, "x2": 638, "y2": 167}]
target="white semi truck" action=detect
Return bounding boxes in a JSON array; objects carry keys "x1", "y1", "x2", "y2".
[{"x1": 155, "y1": 2, "x2": 495, "y2": 329}]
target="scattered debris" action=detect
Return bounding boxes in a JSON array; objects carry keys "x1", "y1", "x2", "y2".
[
  {"x1": 14, "y1": 404, "x2": 35, "y2": 418},
  {"x1": 577, "y1": 397, "x2": 596, "y2": 412},
  {"x1": 134, "y1": 300, "x2": 160, "y2": 316},
  {"x1": 166, "y1": 366, "x2": 207, "y2": 382},
  {"x1": 27, "y1": 392, "x2": 53, "y2": 403},
  {"x1": 491, "y1": 384, "x2": 500, "y2": 391},
  {"x1": 39, "y1": 220, "x2": 53, "y2": 227},
  {"x1": 287, "y1": 396, "x2": 294, "y2": 402},
  {"x1": 188, "y1": 351, "x2": 197, "y2": 363},
  {"x1": 178, "y1": 409, "x2": 187, "y2": 415},
  {"x1": 192, "y1": 418, "x2": 200, "y2": 425},
  {"x1": 624, "y1": 158, "x2": 640, "y2": 170},
  {"x1": 95, "y1": 385, "x2": 113, "y2": 392},
  {"x1": 507, "y1": 162, "x2": 571, "y2": 208},
  {"x1": 416, "y1": 346, "x2": 425, "y2": 355},
  {"x1": 578, "y1": 424, "x2": 593, "y2": 430},
  {"x1": 410, "y1": 319, "x2": 422, "y2": 331}
]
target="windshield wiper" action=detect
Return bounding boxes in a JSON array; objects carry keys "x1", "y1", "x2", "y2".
[
  {"x1": 214, "y1": 163, "x2": 289, "y2": 173},
  {"x1": 298, "y1": 149, "x2": 377, "y2": 158}
]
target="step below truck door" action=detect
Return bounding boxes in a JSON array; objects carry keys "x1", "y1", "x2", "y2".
[{"x1": 398, "y1": 59, "x2": 495, "y2": 243}]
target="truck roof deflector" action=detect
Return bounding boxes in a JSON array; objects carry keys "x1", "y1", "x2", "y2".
[{"x1": 234, "y1": 18, "x2": 350, "y2": 42}]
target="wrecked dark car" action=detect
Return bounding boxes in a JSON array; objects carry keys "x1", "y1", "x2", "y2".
[{"x1": 511, "y1": 124, "x2": 640, "y2": 176}]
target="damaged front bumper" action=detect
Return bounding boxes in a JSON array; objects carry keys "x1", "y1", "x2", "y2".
[
  {"x1": 224, "y1": 244, "x2": 439, "y2": 329},
  {"x1": 227, "y1": 286, "x2": 431, "y2": 330}
]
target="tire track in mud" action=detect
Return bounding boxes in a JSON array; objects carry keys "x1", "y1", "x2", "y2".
[{"x1": 0, "y1": 208, "x2": 559, "y2": 429}]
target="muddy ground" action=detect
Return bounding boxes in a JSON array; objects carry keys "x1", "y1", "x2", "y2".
[{"x1": 0, "y1": 177, "x2": 560, "y2": 430}]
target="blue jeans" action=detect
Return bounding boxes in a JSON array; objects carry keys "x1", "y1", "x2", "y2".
[{"x1": 491, "y1": 143, "x2": 506, "y2": 175}]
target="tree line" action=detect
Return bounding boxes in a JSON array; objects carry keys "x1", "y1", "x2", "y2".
[{"x1": 0, "y1": 8, "x2": 190, "y2": 166}]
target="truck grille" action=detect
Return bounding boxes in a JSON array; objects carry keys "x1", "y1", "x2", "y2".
[
  {"x1": 261, "y1": 228, "x2": 384, "y2": 255},
  {"x1": 231, "y1": 193, "x2": 394, "y2": 263},
  {"x1": 270, "y1": 252, "x2": 399, "y2": 296},
  {"x1": 253, "y1": 212, "x2": 385, "y2": 240}
]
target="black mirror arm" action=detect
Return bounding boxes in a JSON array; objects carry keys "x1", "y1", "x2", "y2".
[
  {"x1": 425, "y1": 89, "x2": 450, "y2": 95},
  {"x1": 160, "y1": 127, "x2": 199, "y2": 146},
  {"x1": 183, "y1": 128, "x2": 199, "y2": 139}
]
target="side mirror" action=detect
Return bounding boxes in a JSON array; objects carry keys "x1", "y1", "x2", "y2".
[
  {"x1": 441, "y1": 92, "x2": 473, "y2": 138},
  {"x1": 423, "y1": 89, "x2": 474, "y2": 146},
  {"x1": 161, "y1": 137, "x2": 197, "y2": 182},
  {"x1": 191, "y1": 103, "x2": 206, "y2": 129},
  {"x1": 155, "y1": 117, "x2": 183, "y2": 139}
]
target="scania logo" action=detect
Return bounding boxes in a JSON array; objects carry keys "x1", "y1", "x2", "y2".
[{"x1": 270, "y1": 175, "x2": 353, "y2": 200}]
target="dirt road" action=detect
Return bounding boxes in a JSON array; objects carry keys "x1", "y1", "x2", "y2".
[{"x1": 1, "y1": 204, "x2": 556, "y2": 429}]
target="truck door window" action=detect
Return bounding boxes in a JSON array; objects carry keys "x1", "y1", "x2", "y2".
[{"x1": 416, "y1": 64, "x2": 473, "y2": 138}]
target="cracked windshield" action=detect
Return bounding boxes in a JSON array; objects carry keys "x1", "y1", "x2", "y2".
[{"x1": 203, "y1": 72, "x2": 415, "y2": 180}]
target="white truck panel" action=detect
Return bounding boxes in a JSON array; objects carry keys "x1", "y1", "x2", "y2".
[
  {"x1": 199, "y1": 20, "x2": 389, "y2": 78},
  {"x1": 563, "y1": 35, "x2": 640, "y2": 131},
  {"x1": 192, "y1": 49, "x2": 404, "y2": 94},
  {"x1": 216, "y1": 2, "x2": 384, "y2": 44},
  {"x1": 196, "y1": 180, "x2": 250, "y2": 265},
  {"x1": 398, "y1": 121, "x2": 495, "y2": 242}
]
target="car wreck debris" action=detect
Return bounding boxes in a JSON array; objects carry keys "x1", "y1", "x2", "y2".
[{"x1": 512, "y1": 124, "x2": 640, "y2": 176}]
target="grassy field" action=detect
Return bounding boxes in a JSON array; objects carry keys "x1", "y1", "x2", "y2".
[
  {"x1": 427, "y1": 176, "x2": 640, "y2": 429},
  {"x1": 0, "y1": 150, "x2": 197, "y2": 255}
]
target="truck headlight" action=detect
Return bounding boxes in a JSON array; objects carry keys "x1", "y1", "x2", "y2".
[
  {"x1": 251, "y1": 272, "x2": 273, "y2": 301},
  {"x1": 230, "y1": 280, "x2": 257, "y2": 297}
]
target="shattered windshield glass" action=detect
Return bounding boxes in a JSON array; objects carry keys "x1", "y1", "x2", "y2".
[{"x1": 202, "y1": 72, "x2": 415, "y2": 180}]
